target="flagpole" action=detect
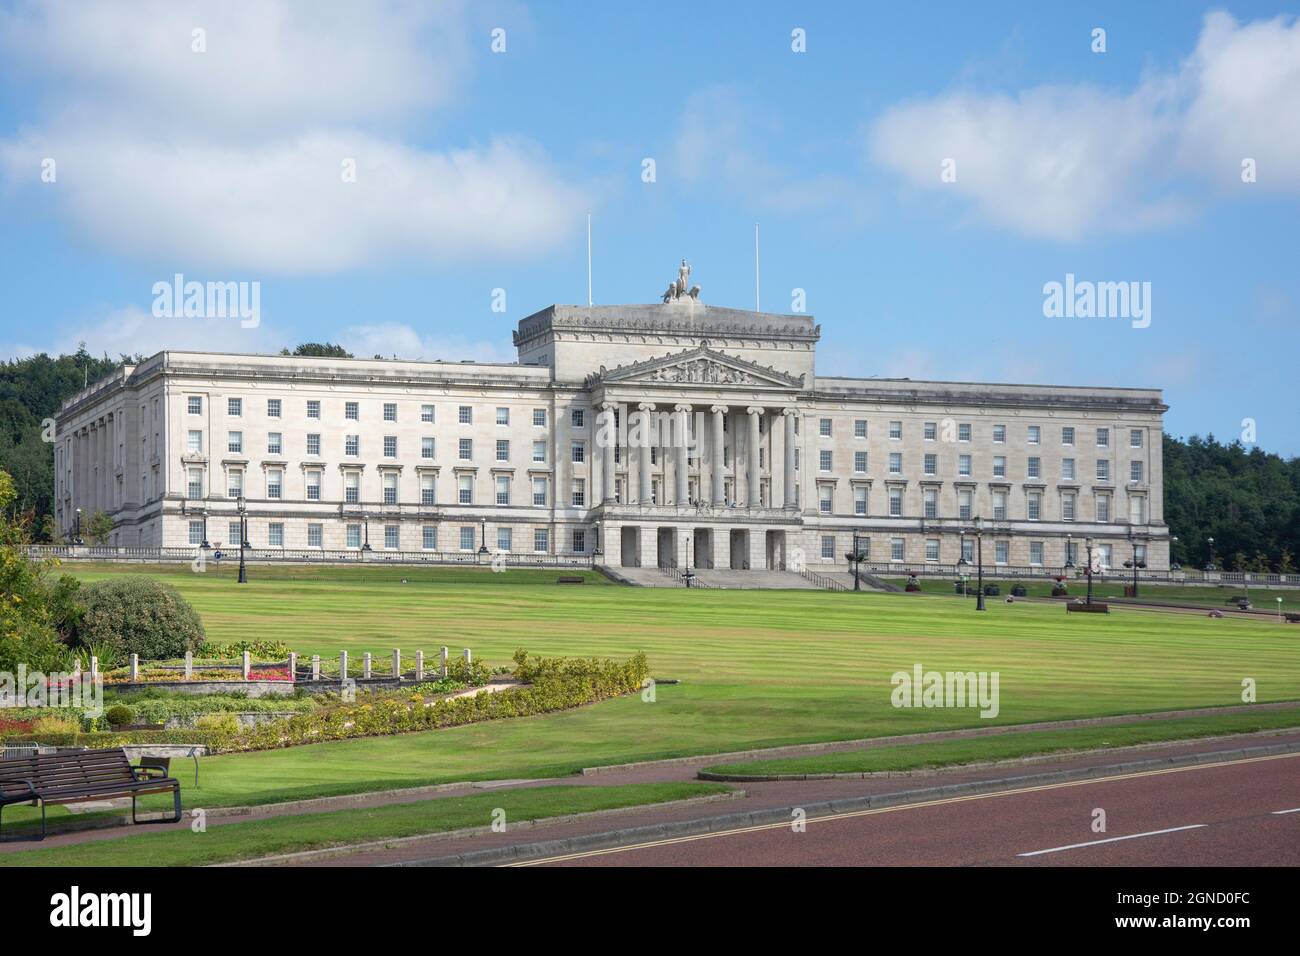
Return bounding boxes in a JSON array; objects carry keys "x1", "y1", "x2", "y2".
[
  {"x1": 587, "y1": 213, "x2": 593, "y2": 307},
  {"x1": 754, "y1": 223, "x2": 760, "y2": 313}
]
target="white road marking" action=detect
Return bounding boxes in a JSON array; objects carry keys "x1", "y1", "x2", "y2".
[
  {"x1": 1017, "y1": 824, "x2": 1206, "y2": 857},
  {"x1": 1270, "y1": 807, "x2": 1300, "y2": 815}
]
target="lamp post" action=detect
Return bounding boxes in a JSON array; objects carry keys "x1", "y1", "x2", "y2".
[
  {"x1": 847, "y1": 531, "x2": 862, "y2": 591},
  {"x1": 478, "y1": 517, "x2": 489, "y2": 555},
  {"x1": 957, "y1": 529, "x2": 969, "y2": 597},
  {"x1": 1122, "y1": 552, "x2": 1146, "y2": 597},
  {"x1": 237, "y1": 495, "x2": 248, "y2": 584},
  {"x1": 682, "y1": 535, "x2": 695, "y2": 588},
  {"x1": 201, "y1": 511, "x2": 210, "y2": 550},
  {"x1": 1206, "y1": 536, "x2": 1216, "y2": 574},
  {"x1": 973, "y1": 516, "x2": 985, "y2": 611},
  {"x1": 73, "y1": 507, "x2": 83, "y2": 546},
  {"x1": 1064, "y1": 533, "x2": 1073, "y2": 578},
  {"x1": 1278, "y1": 597, "x2": 1285, "y2": 623},
  {"x1": 1170, "y1": 535, "x2": 1181, "y2": 573},
  {"x1": 361, "y1": 514, "x2": 372, "y2": 551}
]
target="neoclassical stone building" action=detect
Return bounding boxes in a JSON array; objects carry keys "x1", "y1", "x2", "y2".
[{"x1": 54, "y1": 270, "x2": 1170, "y2": 573}]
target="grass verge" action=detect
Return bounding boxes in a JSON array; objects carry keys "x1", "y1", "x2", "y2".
[{"x1": 0, "y1": 782, "x2": 730, "y2": 867}]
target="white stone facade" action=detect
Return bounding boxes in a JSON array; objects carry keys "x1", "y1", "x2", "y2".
[{"x1": 54, "y1": 294, "x2": 1169, "y2": 572}]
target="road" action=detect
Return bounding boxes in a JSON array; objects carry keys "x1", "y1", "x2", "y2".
[{"x1": 515, "y1": 751, "x2": 1300, "y2": 867}]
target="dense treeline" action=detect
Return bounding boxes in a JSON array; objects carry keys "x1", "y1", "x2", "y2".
[
  {"x1": 2, "y1": 350, "x2": 1298, "y2": 568},
  {"x1": 1164, "y1": 434, "x2": 1299, "y2": 573}
]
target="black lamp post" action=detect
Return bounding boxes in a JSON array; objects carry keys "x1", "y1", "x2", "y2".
[
  {"x1": 237, "y1": 495, "x2": 248, "y2": 584},
  {"x1": 73, "y1": 508, "x2": 84, "y2": 546},
  {"x1": 973, "y1": 516, "x2": 985, "y2": 611},
  {"x1": 478, "y1": 517, "x2": 489, "y2": 556},
  {"x1": 1064, "y1": 533, "x2": 1074, "y2": 578},
  {"x1": 201, "y1": 511, "x2": 210, "y2": 550},
  {"x1": 1170, "y1": 535, "x2": 1181, "y2": 572},
  {"x1": 361, "y1": 514, "x2": 372, "y2": 551},
  {"x1": 682, "y1": 535, "x2": 695, "y2": 587},
  {"x1": 1205, "y1": 536, "x2": 1216, "y2": 573},
  {"x1": 847, "y1": 531, "x2": 863, "y2": 591}
]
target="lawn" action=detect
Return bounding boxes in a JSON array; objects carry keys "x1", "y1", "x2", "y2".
[
  {"x1": 702, "y1": 708, "x2": 1300, "y2": 776},
  {"x1": 0, "y1": 782, "x2": 730, "y2": 867},
  {"x1": 883, "y1": 576, "x2": 1300, "y2": 612},
  {"x1": 51, "y1": 562, "x2": 1300, "y2": 808}
]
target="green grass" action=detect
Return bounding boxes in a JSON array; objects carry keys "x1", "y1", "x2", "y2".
[
  {"x1": 884, "y1": 576, "x2": 1300, "y2": 612},
  {"x1": 0, "y1": 782, "x2": 729, "y2": 867},
  {"x1": 703, "y1": 708, "x2": 1300, "y2": 776},
  {"x1": 50, "y1": 562, "x2": 1300, "y2": 809}
]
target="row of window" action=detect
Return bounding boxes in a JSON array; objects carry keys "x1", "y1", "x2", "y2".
[
  {"x1": 187, "y1": 395, "x2": 588, "y2": 429},
  {"x1": 820, "y1": 535, "x2": 1146, "y2": 567},
  {"x1": 187, "y1": 520, "x2": 582, "y2": 553},
  {"x1": 819, "y1": 419, "x2": 1146, "y2": 448},
  {"x1": 816, "y1": 485, "x2": 1147, "y2": 523},
  {"x1": 186, "y1": 468, "x2": 579, "y2": 507},
  {"x1": 184, "y1": 430, "x2": 588, "y2": 465},
  {"x1": 816, "y1": 450, "x2": 1146, "y2": 483}
]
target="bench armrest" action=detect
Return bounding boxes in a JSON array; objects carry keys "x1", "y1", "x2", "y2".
[
  {"x1": 132, "y1": 765, "x2": 169, "y2": 781},
  {"x1": 0, "y1": 777, "x2": 37, "y2": 801}
]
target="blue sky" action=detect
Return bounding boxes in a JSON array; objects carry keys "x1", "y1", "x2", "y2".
[{"x1": 1, "y1": 1, "x2": 1298, "y2": 451}]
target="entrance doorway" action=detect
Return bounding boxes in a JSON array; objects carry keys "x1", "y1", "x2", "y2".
[
  {"x1": 729, "y1": 529, "x2": 750, "y2": 570},
  {"x1": 657, "y1": 527, "x2": 678, "y2": 568},
  {"x1": 620, "y1": 527, "x2": 640, "y2": 568},
  {"x1": 766, "y1": 530, "x2": 786, "y2": 570},
  {"x1": 693, "y1": 528, "x2": 714, "y2": 569}
]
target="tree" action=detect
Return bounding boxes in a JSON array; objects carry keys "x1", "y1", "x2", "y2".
[
  {"x1": 279, "y1": 343, "x2": 353, "y2": 358},
  {"x1": 86, "y1": 510, "x2": 114, "y2": 546}
]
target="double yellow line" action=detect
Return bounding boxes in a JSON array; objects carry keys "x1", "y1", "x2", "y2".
[{"x1": 505, "y1": 750, "x2": 1300, "y2": 866}]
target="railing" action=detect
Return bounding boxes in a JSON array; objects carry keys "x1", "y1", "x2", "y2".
[
  {"x1": 798, "y1": 568, "x2": 849, "y2": 592},
  {"x1": 823, "y1": 561, "x2": 1300, "y2": 587},
  {"x1": 26, "y1": 545, "x2": 595, "y2": 569}
]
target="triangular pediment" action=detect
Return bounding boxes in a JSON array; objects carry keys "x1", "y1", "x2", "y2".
[{"x1": 587, "y1": 346, "x2": 804, "y2": 389}]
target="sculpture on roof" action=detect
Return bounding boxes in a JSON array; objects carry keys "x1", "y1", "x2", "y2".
[{"x1": 660, "y1": 258, "x2": 701, "y2": 303}]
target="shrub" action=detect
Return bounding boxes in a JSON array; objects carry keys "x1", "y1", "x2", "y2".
[
  {"x1": 105, "y1": 704, "x2": 135, "y2": 726},
  {"x1": 75, "y1": 577, "x2": 205, "y2": 660},
  {"x1": 196, "y1": 639, "x2": 292, "y2": 660},
  {"x1": 31, "y1": 714, "x2": 82, "y2": 735},
  {"x1": 194, "y1": 713, "x2": 240, "y2": 735}
]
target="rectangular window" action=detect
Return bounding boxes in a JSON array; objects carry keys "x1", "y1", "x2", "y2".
[
  {"x1": 532, "y1": 477, "x2": 546, "y2": 506},
  {"x1": 1097, "y1": 494, "x2": 1111, "y2": 522},
  {"x1": 187, "y1": 396, "x2": 202, "y2": 415},
  {"x1": 854, "y1": 451, "x2": 867, "y2": 473},
  {"x1": 818, "y1": 486, "x2": 832, "y2": 515},
  {"x1": 1028, "y1": 425, "x2": 1041, "y2": 444},
  {"x1": 819, "y1": 450, "x2": 832, "y2": 472},
  {"x1": 345, "y1": 435, "x2": 359, "y2": 457},
  {"x1": 1028, "y1": 492, "x2": 1042, "y2": 521},
  {"x1": 958, "y1": 454, "x2": 971, "y2": 477},
  {"x1": 496, "y1": 407, "x2": 510, "y2": 426},
  {"x1": 188, "y1": 521, "x2": 204, "y2": 545},
  {"x1": 345, "y1": 401, "x2": 359, "y2": 421},
  {"x1": 925, "y1": 539, "x2": 940, "y2": 562},
  {"x1": 993, "y1": 456, "x2": 1006, "y2": 478},
  {"x1": 888, "y1": 452, "x2": 902, "y2": 475},
  {"x1": 459, "y1": 438, "x2": 473, "y2": 460},
  {"x1": 306, "y1": 470, "x2": 321, "y2": 500},
  {"x1": 187, "y1": 430, "x2": 203, "y2": 453},
  {"x1": 995, "y1": 540, "x2": 1009, "y2": 565},
  {"x1": 891, "y1": 538, "x2": 905, "y2": 562},
  {"x1": 1096, "y1": 459, "x2": 1110, "y2": 481},
  {"x1": 571, "y1": 409, "x2": 585, "y2": 428},
  {"x1": 571, "y1": 442, "x2": 585, "y2": 463},
  {"x1": 383, "y1": 402, "x2": 397, "y2": 422},
  {"x1": 1129, "y1": 495, "x2": 1146, "y2": 524},
  {"x1": 854, "y1": 486, "x2": 868, "y2": 516},
  {"x1": 888, "y1": 487, "x2": 903, "y2": 517},
  {"x1": 958, "y1": 423, "x2": 972, "y2": 443},
  {"x1": 227, "y1": 431, "x2": 243, "y2": 454},
  {"x1": 460, "y1": 527, "x2": 476, "y2": 551},
  {"x1": 1062, "y1": 458, "x2": 1076, "y2": 481},
  {"x1": 421, "y1": 404, "x2": 435, "y2": 423},
  {"x1": 228, "y1": 521, "x2": 242, "y2": 546},
  {"x1": 1062, "y1": 492, "x2": 1077, "y2": 521},
  {"x1": 458, "y1": 475, "x2": 473, "y2": 505},
  {"x1": 496, "y1": 475, "x2": 511, "y2": 506},
  {"x1": 533, "y1": 408, "x2": 546, "y2": 427},
  {"x1": 268, "y1": 523, "x2": 284, "y2": 547},
  {"x1": 854, "y1": 420, "x2": 867, "y2": 439},
  {"x1": 227, "y1": 397, "x2": 242, "y2": 417},
  {"x1": 993, "y1": 424, "x2": 1006, "y2": 443},
  {"x1": 496, "y1": 527, "x2": 512, "y2": 551},
  {"x1": 1130, "y1": 429, "x2": 1143, "y2": 448},
  {"x1": 498, "y1": 439, "x2": 511, "y2": 462},
  {"x1": 1027, "y1": 457, "x2": 1041, "y2": 479},
  {"x1": 1062, "y1": 426, "x2": 1075, "y2": 446},
  {"x1": 571, "y1": 478, "x2": 585, "y2": 507},
  {"x1": 383, "y1": 472, "x2": 397, "y2": 505},
  {"x1": 819, "y1": 418, "x2": 832, "y2": 437},
  {"x1": 923, "y1": 421, "x2": 937, "y2": 441},
  {"x1": 227, "y1": 470, "x2": 243, "y2": 498},
  {"x1": 959, "y1": 490, "x2": 972, "y2": 521},
  {"x1": 299, "y1": 433, "x2": 316, "y2": 456},
  {"x1": 423, "y1": 526, "x2": 437, "y2": 550},
  {"x1": 924, "y1": 453, "x2": 937, "y2": 476},
  {"x1": 532, "y1": 441, "x2": 546, "y2": 463},
  {"x1": 344, "y1": 472, "x2": 359, "y2": 504},
  {"x1": 923, "y1": 488, "x2": 938, "y2": 519},
  {"x1": 346, "y1": 525, "x2": 361, "y2": 548},
  {"x1": 533, "y1": 528, "x2": 549, "y2": 553},
  {"x1": 267, "y1": 468, "x2": 282, "y2": 499},
  {"x1": 384, "y1": 525, "x2": 398, "y2": 549},
  {"x1": 307, "y1": 523, "x2": 322, "y2": 548},
  {"x1": 1130, "y1": 460, "x2": 1144, "y2": 482},
  {"x1": 1029, "y1": 541, "x2": 1044, "y2": 566},
  {"x1": 383, "y1": 436, "x2": 397, "y2": 458},
  {"x1": 993, "y1": 490, "x2": 1007, "y2": 521},
  {"x1": 1096, "y1": 427, "x2": 1109, "y2": 447},
  {"x1": 961, "y1": 539, "x2": 974, "y2": 563},
  {"x1": 307, "y1": 400, "x2": 320, "y2": 419},
  {"x1": 889, "y1": 420, "x2": 902, "y2": 440},
  {"x1": 420, "y1": 474, "x2": 435, "y2": 506},
  {"x1": 267, "y1": 432, "x2": 282, "y2": 455},
  {"x1": 821, "y1": 535, "x2": 835, "y2": 560}
]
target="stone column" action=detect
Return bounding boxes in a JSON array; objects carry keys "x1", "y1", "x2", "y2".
[
  {"x1": 599, "y1": 402, "x2": 616, "y2": 504},
  {"x1": 783, "y1": 408, "x2": 798, "y2": 509},
  {"x1": 710, "y1": 405, "x2": 727, "y2": 506},
  {"x1": 637, "y1": 403, "x2": 655, "y2": 505},
  {"x1": 746, "y1": 407, "x2": 763, "y2": 507},
  {"x1": 674, "y1": 404, "x2": 690, "y2": 505}
]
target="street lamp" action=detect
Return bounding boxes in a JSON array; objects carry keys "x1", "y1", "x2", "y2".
[
  {"x1": 1084, "y1": 535, "x2": 1095, "y2": 605},
  {"x1": 1206, "y1": 536, "x2": 1216, "y2": 573},
  {"x1": 73, "y1": 507, "x2": 84, "y2": 545},
  {"x1": 682, "y1": 535, "x2": 696, "y2": 588},
  {"x1": 201, "y1": 511, "x2": 211, "y2": 550},
  {"x1": 361, "y1": 514, "x2": 372, "y2": 551},
  {"x1": 847, "y1": 531, "x2": 864, "y2": 591},
  {"x1": 1122, "y1": 550, "x2": 1146, "y2": 597},
  {"x1": 478, "y1": 517, "x2": 489, "y2": 555},
  {"x1": 1170, "y1": 535, "x2": 1181, "y2": 573},
  {"x1": 236, "y1": 495, "x2": 248, "y2": 584},
  {"x1": 962, "y1": 516, "x2": 985, "y2": 611}
]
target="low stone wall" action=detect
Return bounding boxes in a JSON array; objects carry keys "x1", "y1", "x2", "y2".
[{"x1": 105, "y1": 679, "x2": 295, "y2": 698}]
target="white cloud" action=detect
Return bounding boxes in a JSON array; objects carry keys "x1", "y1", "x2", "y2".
[
  {"x1": 0, "y1": 0, "x2": 589, "y2": 273},
  {"x1": 51, "y1": 306, "x2": 281, "y2": 359},
  {"x1": 868, "y1": 12, "x2": 1300, "y2": 240},
  {"x1": 340, "y1": 322, "x2": 513, "y2": 363}
]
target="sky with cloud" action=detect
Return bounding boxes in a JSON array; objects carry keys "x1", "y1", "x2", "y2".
[{"x1": 1, "y1": 0, "x2": 1297, "y2": 451}]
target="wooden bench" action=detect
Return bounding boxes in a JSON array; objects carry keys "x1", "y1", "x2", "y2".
[
  {"x1": 1066, "y1": 602, "x2": 1110, "y2": 613},
  {"x1": 0, "y1": 747, "x2": 181, "y2": 840},
  {"x1": 1225, "y1": 596, "x2": 1251, "y2": 609},
  {"x1": 1286, "y1": 613, "x2": 1300, "y2": 624},
  {"x1": 556, "y1": 576, "x2": 585, "y2": 584}
]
